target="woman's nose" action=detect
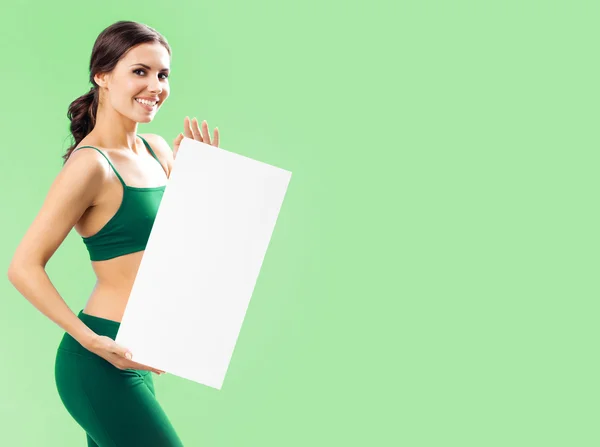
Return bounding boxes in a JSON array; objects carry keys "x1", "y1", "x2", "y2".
[{"x1": 149, "y1": 78, "x2": 162, "y2": 94}]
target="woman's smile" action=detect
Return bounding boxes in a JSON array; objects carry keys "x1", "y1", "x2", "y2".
[{"x1": 135, "y1": 97, "x2": 158, "y2": 112}]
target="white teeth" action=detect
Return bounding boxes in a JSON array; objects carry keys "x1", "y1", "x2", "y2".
[{"x1": 135, "y1": 98, "x2": 157, "y2": 106}]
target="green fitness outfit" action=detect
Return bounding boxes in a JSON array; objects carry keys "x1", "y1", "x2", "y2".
[
  {"x1": 78, "y1": 136, "x2": 166, "y2": 262},
  {"x1": 54, "y1": 136, "x2": 183, "y2": 446}
]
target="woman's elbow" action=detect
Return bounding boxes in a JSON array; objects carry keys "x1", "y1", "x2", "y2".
[
  {"x1": 7, "y1": 260, "x2": 39, "y2": 287},
  {"x1": 7, "y1": 267, "x2": 17, "y2": 288},
  {"x1": 7, "y1": 261, "x2": 24, "y2": 286}
]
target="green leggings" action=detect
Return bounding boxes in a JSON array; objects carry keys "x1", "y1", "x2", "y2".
[{"x1": 54, "y1": 310, "x2": 184, "y2": 446}]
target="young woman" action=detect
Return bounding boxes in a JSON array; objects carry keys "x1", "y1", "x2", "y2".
[{"x1": 7, "y1": 21, "x2": 219, "y2": 446}]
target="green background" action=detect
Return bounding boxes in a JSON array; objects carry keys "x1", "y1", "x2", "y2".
[{"x1": 1, "y1": 0, "x2": 598, "y2": 445}]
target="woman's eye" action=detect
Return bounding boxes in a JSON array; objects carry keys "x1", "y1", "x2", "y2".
[{"x1": 133, "y1": 69, "x2": 168, "y2": 80}]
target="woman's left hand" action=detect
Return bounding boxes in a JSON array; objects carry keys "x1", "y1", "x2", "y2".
[{"x1": 173, "y1": 117, "x2": 220, "y2": 159}]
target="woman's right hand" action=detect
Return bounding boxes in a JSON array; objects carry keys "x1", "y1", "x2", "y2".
[
  {"x1": 172, "y1": 116, "x2": 220, "y2": 159},
  {"x1": 86, "y1": 335, "x2": 166, "y2": 375}
]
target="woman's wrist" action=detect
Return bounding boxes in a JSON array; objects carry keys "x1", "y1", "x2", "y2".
[{"x1": 73, "y1": 328, "x2": 99, "y2": 351}]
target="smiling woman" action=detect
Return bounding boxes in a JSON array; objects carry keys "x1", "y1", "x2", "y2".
[
  {"x1": 6, "y1": 20, "x2": 221, "y2": 447},
  {"x1": 62, "y1": 24, "x2": 173, "y2": 164},
  {"x1": 132, "y1": 64, "x2": 169, "y2": 110}
]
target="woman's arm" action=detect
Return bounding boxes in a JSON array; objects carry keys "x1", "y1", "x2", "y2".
[{"x1": 7, "y1": 149, "x2": 107, "y2": 349}]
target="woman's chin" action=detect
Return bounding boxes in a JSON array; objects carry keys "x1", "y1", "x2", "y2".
[{"x1": 135, "y1": 114, "x2": 153, "y2": 123}]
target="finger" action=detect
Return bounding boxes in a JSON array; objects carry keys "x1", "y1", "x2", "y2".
[
  {"x1": 190, "y1": 117, "x2": 203, "y2": 142},
  {"x1": 128, "y1": 365, "x2": 163, "y2": 374},
  {"x1": 213, "y1": 127, "x2": 219, "y2": 147},
  {"x1": 173, "y1": 132, "x2": 184, "y2": 146},
  {"x1": 124, "y1": 365, "x2": 164, "y2": 375},
  {"x1": 173, "y1": 133, "x2": 183, "y2": 159},
  {"x1": 183, "y1": 116, "x2": 194, "y2": 139},
  {"x1": 201, "y1": 120, "x2": 211, "y2": 145},
  {"x1": 112, "y1": 344, "x2": 132, "y2": 360},
  {"x1": 127, "y1": 360, "x2": 164, "y2": 375}
]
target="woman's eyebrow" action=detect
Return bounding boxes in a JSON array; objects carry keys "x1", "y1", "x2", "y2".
[{"x1": 130, "y1": 63, "x2": 170, "y2": 72}]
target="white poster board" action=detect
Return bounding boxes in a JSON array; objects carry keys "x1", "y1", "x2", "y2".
[{"x1": 115, "y1": 138, "x2": 292, "y2": 389}]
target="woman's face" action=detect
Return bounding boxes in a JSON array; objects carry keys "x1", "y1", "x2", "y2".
[{"x1": 95, "y1": 42, "x2": 171, "y2": 123}]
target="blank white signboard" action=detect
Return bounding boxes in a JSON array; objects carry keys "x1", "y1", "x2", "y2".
[{"x1": 115, "y1": 137, "x2": 292, "y2": 389}]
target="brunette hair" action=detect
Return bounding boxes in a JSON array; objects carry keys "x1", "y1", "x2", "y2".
[{"x1": 62, "y1": 21, "x2": 171, "y2": 164}]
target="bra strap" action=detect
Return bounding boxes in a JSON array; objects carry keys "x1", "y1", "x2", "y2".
[
  {"x1": 138, "y1": 135, "x2": 168, "y2": 177},
  {"x1": 138, "y1": 135, "x2": 161, "y2": 165},
  {"x1": 72, "y1": 146, "x2": 126, "y2": 186}
]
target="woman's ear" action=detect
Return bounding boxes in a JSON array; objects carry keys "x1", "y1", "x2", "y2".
[{"x1": 93, "y1": 72, "x2": 110, "y2": 89}]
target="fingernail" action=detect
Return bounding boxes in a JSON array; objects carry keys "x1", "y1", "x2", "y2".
[{"x1": 125, "y1": 352, "x2": 132, "y2": 359}]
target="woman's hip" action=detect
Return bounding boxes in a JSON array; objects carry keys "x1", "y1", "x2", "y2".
[{"x1": 55, "y1": 309, "x2": 152, "y2": 393}]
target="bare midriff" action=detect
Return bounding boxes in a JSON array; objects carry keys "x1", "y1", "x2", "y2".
[{"x1": 82, "y1": 251, "x2": 146, "y2": 322}]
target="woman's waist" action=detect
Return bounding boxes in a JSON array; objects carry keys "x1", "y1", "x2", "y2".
[
  {"x1": 58, "y1": 309, "x2": 121, "y2": 358},
  {"x1": 90, "y1": 252, "x2": 143, "y2": 284},
  {"x1": 89, "y1": 276, "x2": 135, "y2": 298},
  {"x1": 82, "y1": 275, "x2": 136, "y2": 322},
  {"x1": 84, "y1": 287, "x2": 130, "y2": 323}
]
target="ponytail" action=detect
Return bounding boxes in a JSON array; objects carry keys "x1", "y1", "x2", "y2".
[{"x1": 62, "y1": 86, "x2": 99, "y2": 164}]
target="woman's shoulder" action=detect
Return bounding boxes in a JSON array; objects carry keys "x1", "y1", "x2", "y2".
[
  {"x1": 69, "y1": 137, "x2": 112, "y2": 160},
  {"x1": 138, "y1": 133, "x2": 174, "y2": 174},
  {"x1": 139, "y1": 133, "x2": 171, "y2": 155},
  {"x1": 67, "y1": 140, "x2": 110, "y2": 166},
  {"x1": 60, "y1": 144, "x2": 109, "y2": 195}
]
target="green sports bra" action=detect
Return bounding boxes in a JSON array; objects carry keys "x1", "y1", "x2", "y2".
[{"x1": 73, "y1": 135, "x2": 166, "y2": 262}]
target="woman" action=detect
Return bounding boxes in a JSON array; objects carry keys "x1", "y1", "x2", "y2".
[{"x1": 7, "y1": 21, "x2": 219, "y2": 446}]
